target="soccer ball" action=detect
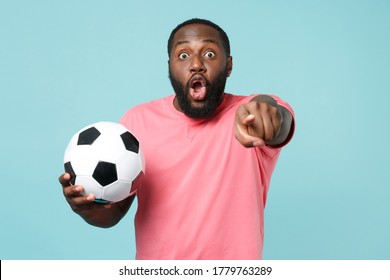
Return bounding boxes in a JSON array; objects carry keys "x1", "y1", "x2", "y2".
[{"x1": 63, "y1": 121, "x2": 145, "y2": 203}]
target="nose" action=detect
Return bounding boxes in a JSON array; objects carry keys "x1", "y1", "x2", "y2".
[{"x1": 190, "y1": 55, "x2": 206, "y2": 73}]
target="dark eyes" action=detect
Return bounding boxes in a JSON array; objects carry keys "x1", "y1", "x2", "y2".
[
  {"x1": 179, "y1": 53, "x2": 189, "y2": 59},
  {"x1": 205, "y1": 51, "x2": 216, "y2": 58},
  {"x1": 178, "y1": 51, "x2": 216, "y2": 60}
]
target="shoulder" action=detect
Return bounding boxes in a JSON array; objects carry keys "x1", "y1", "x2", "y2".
[
  {"x1": 126, "y1": 95, "x2": 173, "y2": 113},
  {"x1": 120, "y1": 95, "x2": 174, "y2": 122},
  {"x1": 216, "y1": 93, "x2": 254, "y2": 117},
  {"x1": 224, "y1": 93, "x2": 253, "y2": 105}
]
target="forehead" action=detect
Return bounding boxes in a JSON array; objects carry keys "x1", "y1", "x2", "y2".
[{"x1": 172, "y1": 24, "x2": 222, "y2": 46}]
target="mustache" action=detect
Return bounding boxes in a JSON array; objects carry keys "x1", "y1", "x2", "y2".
[{"x1": 168, "y1": 67, "x2": 228, "y2": 119}]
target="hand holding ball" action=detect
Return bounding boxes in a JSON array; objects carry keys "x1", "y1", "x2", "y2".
[{"x1": 64, "y1": 122, "x2": 145, "y2": 203}]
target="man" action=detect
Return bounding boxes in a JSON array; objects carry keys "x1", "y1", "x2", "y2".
[{"x1": 59, "y1": 18, "x2": 295, "y2": 259}]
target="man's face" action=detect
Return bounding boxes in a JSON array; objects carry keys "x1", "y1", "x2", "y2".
[{"x1": 169, "y1": 24, "x2": 232, "y2": 119}]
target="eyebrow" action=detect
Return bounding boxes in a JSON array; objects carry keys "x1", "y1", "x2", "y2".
[{"x1": 174, "y1": 39, "x2": 218, "y2": 48}]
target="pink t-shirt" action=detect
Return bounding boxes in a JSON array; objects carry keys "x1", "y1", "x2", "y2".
[{"x1": 120, "y1": 93, "x2": 294, "y2": 259}]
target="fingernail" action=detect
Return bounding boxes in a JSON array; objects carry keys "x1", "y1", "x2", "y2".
[
  {"x1": 104, "y1": 204, "x2": 112, "y2": 209},
  {"x1": 87, "y1": 195, "x2": 94, "y2": 201}
]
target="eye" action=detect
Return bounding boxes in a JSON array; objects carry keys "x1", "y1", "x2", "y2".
[
  {"x1": 205, "y1": 51, "x2": 216, "y2": 58},
  {"x1": 179, "y1": 52, "x2": 189, "y2": 60}
]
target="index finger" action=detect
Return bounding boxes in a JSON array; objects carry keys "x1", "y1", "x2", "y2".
[{"x1": 236, "y1": 105, "x2": 255, "y2": 125}]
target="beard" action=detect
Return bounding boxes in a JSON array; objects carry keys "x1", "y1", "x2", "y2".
[{"x1": 169, "y1": 67, "x2": 228, "y2": 119}]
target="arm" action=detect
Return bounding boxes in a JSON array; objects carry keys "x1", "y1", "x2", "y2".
[
  {"x1": 59, "y1": 173, "x2": 134, "y2": 228},
  {"x1": 235, "y1": 94, "x2": 293, "y2": 148}
]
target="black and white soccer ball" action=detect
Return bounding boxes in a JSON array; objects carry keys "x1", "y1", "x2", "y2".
[{"x1": 63, "y1": 122, "x2": 145, "y2": 203}]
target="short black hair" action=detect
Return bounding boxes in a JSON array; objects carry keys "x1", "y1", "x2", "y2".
[{"x1": 167, "y1": 18, "x2": 230, "y2": 58}]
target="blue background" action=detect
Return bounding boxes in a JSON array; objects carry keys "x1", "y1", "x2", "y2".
[{"x1": 1, "y1": 0, "x2": 389, "y2": 260}]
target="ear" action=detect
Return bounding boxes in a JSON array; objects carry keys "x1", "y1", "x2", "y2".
[{"x1": 227, "y1": 56, "x2": 233, "y2": 77}]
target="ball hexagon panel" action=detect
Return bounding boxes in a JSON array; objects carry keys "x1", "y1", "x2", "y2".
[
  {"x1": 94, "y1": 121, "x2": 127, "y2": 135},
  {"x1": 116, "y1": 151, "x2": 142, "y2": 181},
  {"x1": 92, "y1": 131, "x2": 127, "y2": 163},
  {"x1": 65, "y1": 144, "x2": 99, "y2": 176},
  {"x1": 102, "y1": 179, "x2": 133, "y2": 203},
  {"x1": 75, "y1": 175, "x2": 103, "y2": 199}
]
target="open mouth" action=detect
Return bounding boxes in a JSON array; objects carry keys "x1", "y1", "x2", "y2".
[{"x1": 189, "y1": 74, "x2": 207, "y2": 101}]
